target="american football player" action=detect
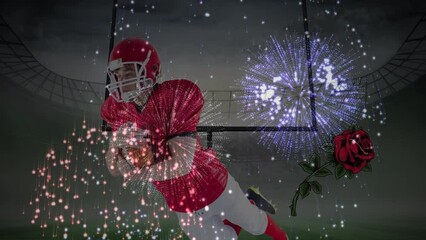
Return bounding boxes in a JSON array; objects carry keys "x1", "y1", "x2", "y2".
[{"x1": 101, "y1": 37, "x2": 288, "y2": 240}]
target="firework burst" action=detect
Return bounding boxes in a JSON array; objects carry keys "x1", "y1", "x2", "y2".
[{"x1": 238, "y1": 34, "x2": 365, "y2": 158}]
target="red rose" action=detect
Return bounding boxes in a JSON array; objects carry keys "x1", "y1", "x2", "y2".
[{"x1": 333, "y1": 129, "x2": 374, "y2": 173}]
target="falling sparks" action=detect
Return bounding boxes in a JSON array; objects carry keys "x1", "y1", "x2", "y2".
[
  {"x1": 238, "y1": 34, "x2": 364, "y2": 157},
  {"x1": 26, "y1": 119, "x2": 185, "y2": 239},
  {"x1": 25, "y1": 79, "x2": 229, "y2": 238}
]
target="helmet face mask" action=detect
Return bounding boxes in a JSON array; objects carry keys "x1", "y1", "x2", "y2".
[
  {"x1": 107, "y1": 60, "x2": 154, "y2": 103},
  {"x1": 105, "y1": 38, "x2": 161, "y2": 103}
]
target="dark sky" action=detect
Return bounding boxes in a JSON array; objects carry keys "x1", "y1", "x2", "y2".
[
  {"x1": 0, "y1": 0, "x2": 426, "y2": 238},
  {"x1": 0, "y1": 0, "x2": 424, "y2": 90}
]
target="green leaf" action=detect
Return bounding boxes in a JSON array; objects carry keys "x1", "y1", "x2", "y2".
[
  {"x1": 299, "y1": 182, "x2": 311, "y2": 199},
  {"x1": 362, "y1": 162, "x2": 372, "y2": 172},
  {"x1": 309, "y1": 153, "x2": 321, "y2": 169},
  {"x1": 320, "y1": 143, "x2": 334, "y2": 154},
  {"x1": 314, "y1": 168, "x2": 333, "y2": 177},
  {"x1": 299, "y1": 162, "x2": 315, "y2": 174},
  {"x1": 335, "y1": 164, "x2": 346, "y2": 180},
  {"x1": 310, "y1": 181, "x2": 322, "y2": 194},
  {"x1": 347, "y1": 171, "x2": 354, "y2": 179}
]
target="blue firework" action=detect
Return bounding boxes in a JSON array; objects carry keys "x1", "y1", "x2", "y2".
[{"x1": 239, "y1": 34, "x2": 364, "y2": 157}]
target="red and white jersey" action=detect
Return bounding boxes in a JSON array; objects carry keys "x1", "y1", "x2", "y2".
[{"x1": 101, "y1": 79, "x2": 228, "y2": 212}]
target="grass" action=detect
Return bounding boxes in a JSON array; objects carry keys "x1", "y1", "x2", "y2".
[{"x1": 1, "y1": 217, "x2": 425, "y2": 239}]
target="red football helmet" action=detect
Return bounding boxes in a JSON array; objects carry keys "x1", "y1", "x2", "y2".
[{"x1": 106, "y1": 37, "x2": 161, "y2": 103}]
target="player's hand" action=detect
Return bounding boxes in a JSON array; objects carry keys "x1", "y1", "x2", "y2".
[{"x1": 123, "y1": 143, "x2": 154, "y2": 169}]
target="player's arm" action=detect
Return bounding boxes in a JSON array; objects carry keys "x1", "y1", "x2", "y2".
[
  {"x1": 166, "y1": 135, "x2": 196, "y2": 176},
  {"x1": 144, "y1": 135, "x2": 196, "y2": 181},
  {"x1": 105, "y1": 127, "x2": 138, "y2": 178}
]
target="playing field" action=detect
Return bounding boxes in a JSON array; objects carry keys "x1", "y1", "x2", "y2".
[{"x1": 1, "y1": 217, "x2": 425, "y2": 240}]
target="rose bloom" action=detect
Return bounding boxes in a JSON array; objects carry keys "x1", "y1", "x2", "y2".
[{"x1": 333, "y1": 129, "x2": 374, "y2": 173}]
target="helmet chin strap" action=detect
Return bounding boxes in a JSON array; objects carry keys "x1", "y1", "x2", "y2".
[
  {"x1": 133, "y1": 85, "x2": 155, "y2": 107},
  {"x1": 121, "y1": 90, "x2": 142, "y2": 103}
]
